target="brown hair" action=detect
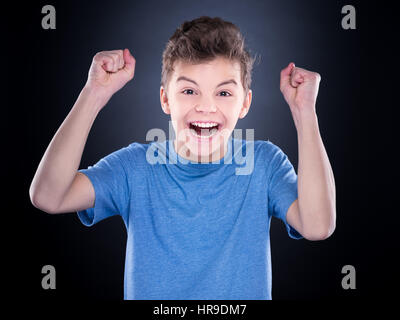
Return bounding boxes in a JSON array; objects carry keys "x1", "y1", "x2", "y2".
[{"x1": 161, "y1": 16, "x2": 257, "y2": 95}]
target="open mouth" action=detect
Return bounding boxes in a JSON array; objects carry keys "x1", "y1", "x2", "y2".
[{"x1": 188, "y1": 121, "x2": 222, "y2": 139}]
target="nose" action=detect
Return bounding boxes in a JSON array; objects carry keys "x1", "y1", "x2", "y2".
[{"x1": 195, "y1": 100, "x2": 217, "y2": 113}]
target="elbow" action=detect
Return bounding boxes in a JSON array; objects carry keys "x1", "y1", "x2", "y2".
[
  {"x1": 29, "y1": 186, "x2": 60, "y2": 214},
  {"x1": 303, "y1": 227, "x2": 334, "y2": 241},
  {"x1": 302, "y1": 217, "x2": 336, "y2": 241},
  {"x1": 301, "y1": 202, "x2": 336, "y2": 241}
]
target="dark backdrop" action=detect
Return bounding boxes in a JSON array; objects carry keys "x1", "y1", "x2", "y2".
[{"x1": 4, "y1": 0, "x2": 398, "y2": 302}]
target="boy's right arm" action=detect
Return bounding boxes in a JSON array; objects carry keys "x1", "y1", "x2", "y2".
[{"x1": 29, "y1": 49, "x2": 136, "y2": 214}]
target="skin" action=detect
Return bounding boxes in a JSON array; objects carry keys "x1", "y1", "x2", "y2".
[
  {"x1": 160, "y1": 57, "x2": 252, "y2": 163},
  {"x1": 280, "y1": 63, "x2": 336, "y2": 240},
  {"x1": 29, "y1": 49, "x2": 135, "y2": 214},
  {"x1": 30, "y1": 48, "x2": 335, "y2": 241}
]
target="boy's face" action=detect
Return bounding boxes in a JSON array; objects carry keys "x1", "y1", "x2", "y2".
[{"x1": 160, "y1": 56, "x2": 252, "y2": 162}]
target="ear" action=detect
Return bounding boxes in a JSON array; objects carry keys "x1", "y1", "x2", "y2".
[
  {"x1": 239, "y1": 89, "x2": 252, "y2": 119},
  {"x1": 160, "y1": 86, "x2": 171, "y2": 115}
]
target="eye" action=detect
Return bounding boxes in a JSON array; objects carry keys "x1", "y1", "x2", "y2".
[
  {"x1": 219, "y1": 91, "x2": 231, "y2": 97},
  {"x1": 182, "y1": 89, "x2": 195, "y2": 95}
]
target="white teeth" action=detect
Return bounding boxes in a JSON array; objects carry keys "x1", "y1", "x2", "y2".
[
  {"x1": 188, "y1": 121, "x2": 221, "y2": 139},
  {"x1": 190, "y1": 121, "x2": 219, "y2": 128}
]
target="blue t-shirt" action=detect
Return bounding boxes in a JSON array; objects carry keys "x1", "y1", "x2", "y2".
[{"x1": 77, "y1": 137, "x2": 302, "y2": 300}]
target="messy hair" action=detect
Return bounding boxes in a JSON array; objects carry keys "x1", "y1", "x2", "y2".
[{"x1": 161, "y1": 16, "x2": 257, "y2": 95}]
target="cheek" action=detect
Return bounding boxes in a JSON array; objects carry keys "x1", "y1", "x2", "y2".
[
  {"x1": 168, "y1": 99, "x2": 187, "y2": 118},
  {"x1": 172, "y1": 95, "x2": 194, "y2": 112},
  {"x1": 219, "y1": 101, "x2": 242, "y2": 122}
]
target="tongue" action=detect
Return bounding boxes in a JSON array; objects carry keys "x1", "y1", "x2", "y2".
[{"x1": 195, "y1": 125, "x2": 218, "y2": 136}]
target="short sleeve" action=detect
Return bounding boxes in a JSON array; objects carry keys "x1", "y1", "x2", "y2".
[
  {"x1": 267, "y1": 142, "x2": 303, "y2": 240},
  {"x1": 77, "y1": 147, "x2": 130, "y2": 227}
]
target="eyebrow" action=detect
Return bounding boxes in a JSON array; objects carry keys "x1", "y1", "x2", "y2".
[{"x1": 176, "y1": 76, "x2": 237, "y2": 88}]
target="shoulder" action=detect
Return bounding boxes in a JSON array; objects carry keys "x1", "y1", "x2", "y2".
[
  {"x1": 108, "y1": 141, "x2": 153, "y2": 168},
  {"x1": 230, "y1": 138, "x2": 282, "y2": 160},
  {"x1": 229, "y1": 139, "x2": 284, "y2": 174},
  {"x1": 250, "y1": 139, "x2": 286, "y2": 161},
  {"x1": 250, "y1": 139, "x2": 294, "y2": 174},
  {"x1": 232, "y1": 138, "x2": 274, "y2": 155},
  {"x1": 126, "y1": 141, "x2": 152, "y2": 154}
]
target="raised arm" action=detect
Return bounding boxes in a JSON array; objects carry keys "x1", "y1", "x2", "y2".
[
  {"x1": 280, "y1": 62, "x2": 336, "y2": 241},
  {"x1": 29, "y1": 49, "x2": 136, "y2": 214}
]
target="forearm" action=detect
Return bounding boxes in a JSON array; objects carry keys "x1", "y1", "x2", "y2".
[
  {"x1": 29, "y1": 86, "x2": 107, "y2": 211},
  {"x1": 295, "y1": 110, "x2": 336, "y2": 239}
]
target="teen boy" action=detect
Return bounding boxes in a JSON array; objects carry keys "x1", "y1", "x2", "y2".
[{"x1": 30, "y1": 16, "x2": 335, "y2": 299}]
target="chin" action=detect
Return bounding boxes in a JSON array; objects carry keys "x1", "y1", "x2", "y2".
[{"x1": 185, "y1": 133, "x2": 229, "y2": 161}]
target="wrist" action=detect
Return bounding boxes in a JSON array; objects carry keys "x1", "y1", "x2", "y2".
[
  {"x1": 71, "y1": 86, "x2": 108, "y2": 120},
  {"x1": 80, "y1": 85, "x2": 112, "y2": 111},
  {"x1": 292, "y1": 108, "x2": 319, "y2": 136}
]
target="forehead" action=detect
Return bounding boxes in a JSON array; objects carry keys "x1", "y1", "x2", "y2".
[{"x1": 171, "y1": 57, "x2": 241, "y2": 83}]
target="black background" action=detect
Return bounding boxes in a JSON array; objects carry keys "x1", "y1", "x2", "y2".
[{"x1": 3, "y1": 0, "x2": 398, "y2": 306}]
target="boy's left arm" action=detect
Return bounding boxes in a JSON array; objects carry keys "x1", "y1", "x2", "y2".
[{"x1": 280, "y1": 62, "x2": 336, "y2": 241}]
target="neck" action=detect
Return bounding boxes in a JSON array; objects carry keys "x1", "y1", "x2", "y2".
[{"x1": 173, "y1": 139, "x2": 228, "y2": 163}]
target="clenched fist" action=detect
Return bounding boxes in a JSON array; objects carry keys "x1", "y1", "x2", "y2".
[
  {"x1": 85, "y1": 48, "x2": 136, "y2": 102},
  {"x1": 280, "y1": 62, "x2": 321, "y2": 116}
]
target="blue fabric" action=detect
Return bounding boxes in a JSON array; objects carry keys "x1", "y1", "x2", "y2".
[{"x1": 77, "y1": 137, "x2": 302, "y2": 300}]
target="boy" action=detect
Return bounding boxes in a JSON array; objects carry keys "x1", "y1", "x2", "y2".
[{"x1": 29, "y1": 16, "x2": 336, "y2": 300}]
